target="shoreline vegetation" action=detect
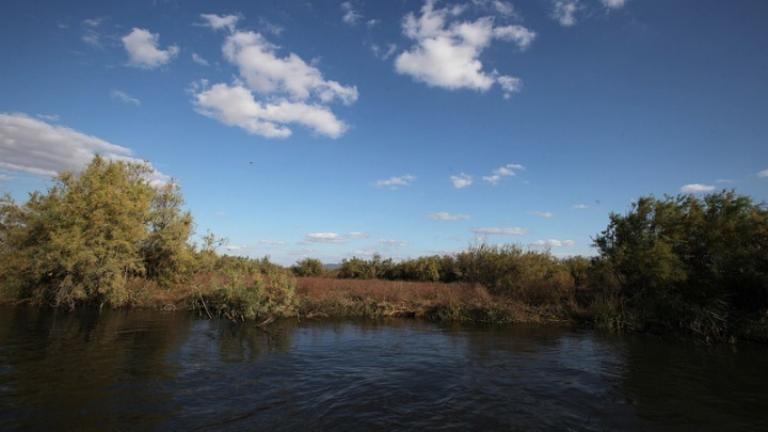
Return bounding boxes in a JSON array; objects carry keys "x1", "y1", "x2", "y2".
[{"x1": 1, "y1": 157, "x2": 767, "y2": 343}]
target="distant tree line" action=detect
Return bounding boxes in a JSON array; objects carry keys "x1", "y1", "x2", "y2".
[{"x1": 2, "y1": 157, "x2": 767, "y2": 340}]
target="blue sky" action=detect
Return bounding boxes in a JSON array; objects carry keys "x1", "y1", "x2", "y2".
[{"x1": 1, "y1": 0, "x2": 767, "y2": 264}]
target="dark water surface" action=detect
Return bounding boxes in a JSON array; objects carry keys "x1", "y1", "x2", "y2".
[{"x1": 0, "y1": 307, "x2": 766, "y2": 431}]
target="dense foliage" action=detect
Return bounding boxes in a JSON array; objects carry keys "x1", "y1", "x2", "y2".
[
  {"x1": 594, "y1": 192, "x2": 768, "y2": 339},
  {"x1": 0, "y1": 157, "x2": 296, "y2": 319}
]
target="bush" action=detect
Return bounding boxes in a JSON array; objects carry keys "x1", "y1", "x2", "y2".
[{"x1": 291, "y1": 258, "x2": 325, "y2": 277}]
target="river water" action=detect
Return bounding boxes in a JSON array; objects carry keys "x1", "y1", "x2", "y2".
[{"x1": 0, "y1": 307, "x2": 766, "y2": 431}]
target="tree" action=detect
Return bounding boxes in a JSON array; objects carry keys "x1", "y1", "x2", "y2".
[{"x1": 594, "y1": 191, "x2": 768, "y2": 336}]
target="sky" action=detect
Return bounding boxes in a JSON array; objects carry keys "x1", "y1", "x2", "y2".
[{"x1": 1, "y1": 0, "x2": 767, "y2": 265}]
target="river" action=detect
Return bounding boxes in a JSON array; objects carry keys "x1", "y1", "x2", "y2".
[{"x1": 0, "y1": 307, "x2": 766, "y2": 431}]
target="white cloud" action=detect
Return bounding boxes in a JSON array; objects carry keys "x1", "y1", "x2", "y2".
[
  {"x1": 450, "y1": 172, "x2": 473, "y2": 188},
  {"x1": 552, "y1": 0, "x2": 579, "y2": 27},
  {"x1": 395, "y1": 0, "x2": 535, "y2": 97},
  {"x1": 200, "y1": 13, "x2": 240, "y2": 32},
  {"x1": 82, "y1": 17, "x2": 104, "y2": 47},
  {"x1": 223, "y1": 31, "x2": 358, "y2": 104},
  {"x1": 600, "y1": 0, "x2": 627, "y2": 9},
  {"x1": 110, "y1": 89, "x2": 141, "y2": 106},
  {"x1": 122, "y1": 28, "x2": 179, "y2": 69},
  {"x1": 257, "y1": 240, "x2": 287, "y2": 246},
  {"x1": 572, "y1": 203, "x2": 589, "y2": 209},
  {"x1": 483, "y1": 163, "x2": 524, "y2": 185},
  {"x1": 680, "y1": 183, "x2": 716, "y2": 194},
  {"x1": 194, "y1": 31, "x2": 357, "y2": 139},
  {"x1": 530, "y1": 239, "x2": 575, "y2": 248},
  {"x1": 194, "y1": 83, "x2": 347, "y2": 139},
  {"x1": 305, "y1": 232, "x2": 345, "y2": 243},
  {"x1": 191, "y1": 52, "x2": 209, "y2": 66},
  {"x1": 429, "y1": 212, "x2": 470, "y2": 221},
  {"x1": 497, "y1": 75, "x2": 522, "y2": 99},
  {"x1": 379, "y1": 239, "x2": 407, "y2": 247},
  {"x1": 0, "y1": 113, "x2": 169, "y2": 185},
  {"x1": 376, "y1": 174, "x2": 415, "y2": 189},
  {"x1": 758, "y1": 169, "x2": 768, "y2": 178},
  {"x1": 531, "y1": 211, "x2": 554, "y2": 219},
  {"x1": 370, "y1": 43, "x2": 398, "y2": 60},
  {"x1": 304, "y1": 231, "x2": 369, "y2": 244},
  {"x1": 367, "y1": 19, "x2": 381, "y2": 28},
  {"x1": 341, "y1": 2, "x2": 363, "y2": 26},
  {"x1": 472, "y1": 227, "x2": 527, "y2": 236}
]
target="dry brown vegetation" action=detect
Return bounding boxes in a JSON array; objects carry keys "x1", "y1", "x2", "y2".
[{"x1": 296, "y1": 277, "x2": 570, "y2": 324}]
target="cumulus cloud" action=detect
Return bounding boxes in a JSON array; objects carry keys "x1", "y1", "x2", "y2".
[
  {"x1": 223, "y1": 31, "x2": 358, "y2": 104},
  {"x1": 395, "y1": 0, "x2": 535, "y2": 97},
  {"x1": 758, "y1": 169, "x2": 768, "y2": 178},
  {"x1": 483, "y1": 163, "x2": 524, "y2": 185},
  {"x1": 194, "y1": 83, "x2": 347, "y2": 138},
  {"x1": 680, "y1": 183, "x2": 716, "y2": 194},
  {"x1": 110, "y1": 89, "x2": 141, "y2": 106},
  {"x1": 341, "y1": 2, "x2": 363, "y2": 26},
  {"x1": 450, "y1": 173, "x2": 473, "y2": 189},
  {"x1": 530, "y1": 239, "x2": 575, "y2": 248},
  {"x1": 376, "y1": 174, "x2": 415, "y2": 189},
  {"x1": 191, "y1": 52, "x2": 209, "y2": 66},
  {"x1": 200, "y1": 13, "x2": 240, "y2": 32},
  {"x1": 193, "y1": 30, "x2": 357, "y2": 139},
  {"x1": 0, "y1": 113, "x2": 169, "y2": 184},
  {"x1": 472, "y1": 227, "x2": 527, "y2": 236},
  {"x1": 531, "y1": 211, "x2": 554, "y2": 219},
  {"x1": 122, "y1": 28, "x2": 179, "y2": 69},
  {"x1": 429, "y1": 212, "x2": 470, "y2": 221},
  {"x1": 552, "y1": 0, "x2": 579, "y2": 27}
]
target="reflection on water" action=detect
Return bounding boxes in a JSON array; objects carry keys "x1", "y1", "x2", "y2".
[{"x1": 1, "y1": 307, "x2": 766, "y2": 431}]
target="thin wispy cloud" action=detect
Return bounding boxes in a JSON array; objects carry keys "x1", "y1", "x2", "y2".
[
  {"x1": 199, "y1": 13, "x2": 240, "y2": 33},
  {"x1": 429, "y1": 212, "x2": 470, "y2": 221},
  {"x1": 552, "y1": 0, "x2": 579, "y2": 27},
  {"x1": 529, "y1": 239, "x2": 575, "y2": 248},
  {"x1": 370, "y1": 43, "x2": 397, "y2": 60},
  {"x1": 572, "y1": 203, "x2": 590, "y2": 209},
  {"x1": 758, "y1": 169, "x2": 768, "y2": 178},
  {"x1": 531, "y1": 211, "x2": 554, "y2": 219},
  {"x1": 472, "y1": 227, "x2": 527, "y2": 236},
  {"x1": 191, "y1": 52, "x2": 209, "y2": 66},
  {"x1": 305, "y1": 231, "x2": 369, "y2": 243},
  {"x1": 681, "y1": 183, "x2": 716, "y2": 193},
  {"x1": 110, "y1": 89, "x2": 141, "y2": 106},
  {"x1": 341, "y1": 2, "x2": 363, "y2": 26},
  {"x1": 376, "y1": 174, "x2": 415, "y2": 189},
  {"x1": 483, "y1": 163, "x2": 524, "y2": 185},
  {"x1": 600, "y1": 0, "x2": 627, "y2": 9},
  {"x1": 450, "y1": 173, "x2": 473, "y2": 189}
]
